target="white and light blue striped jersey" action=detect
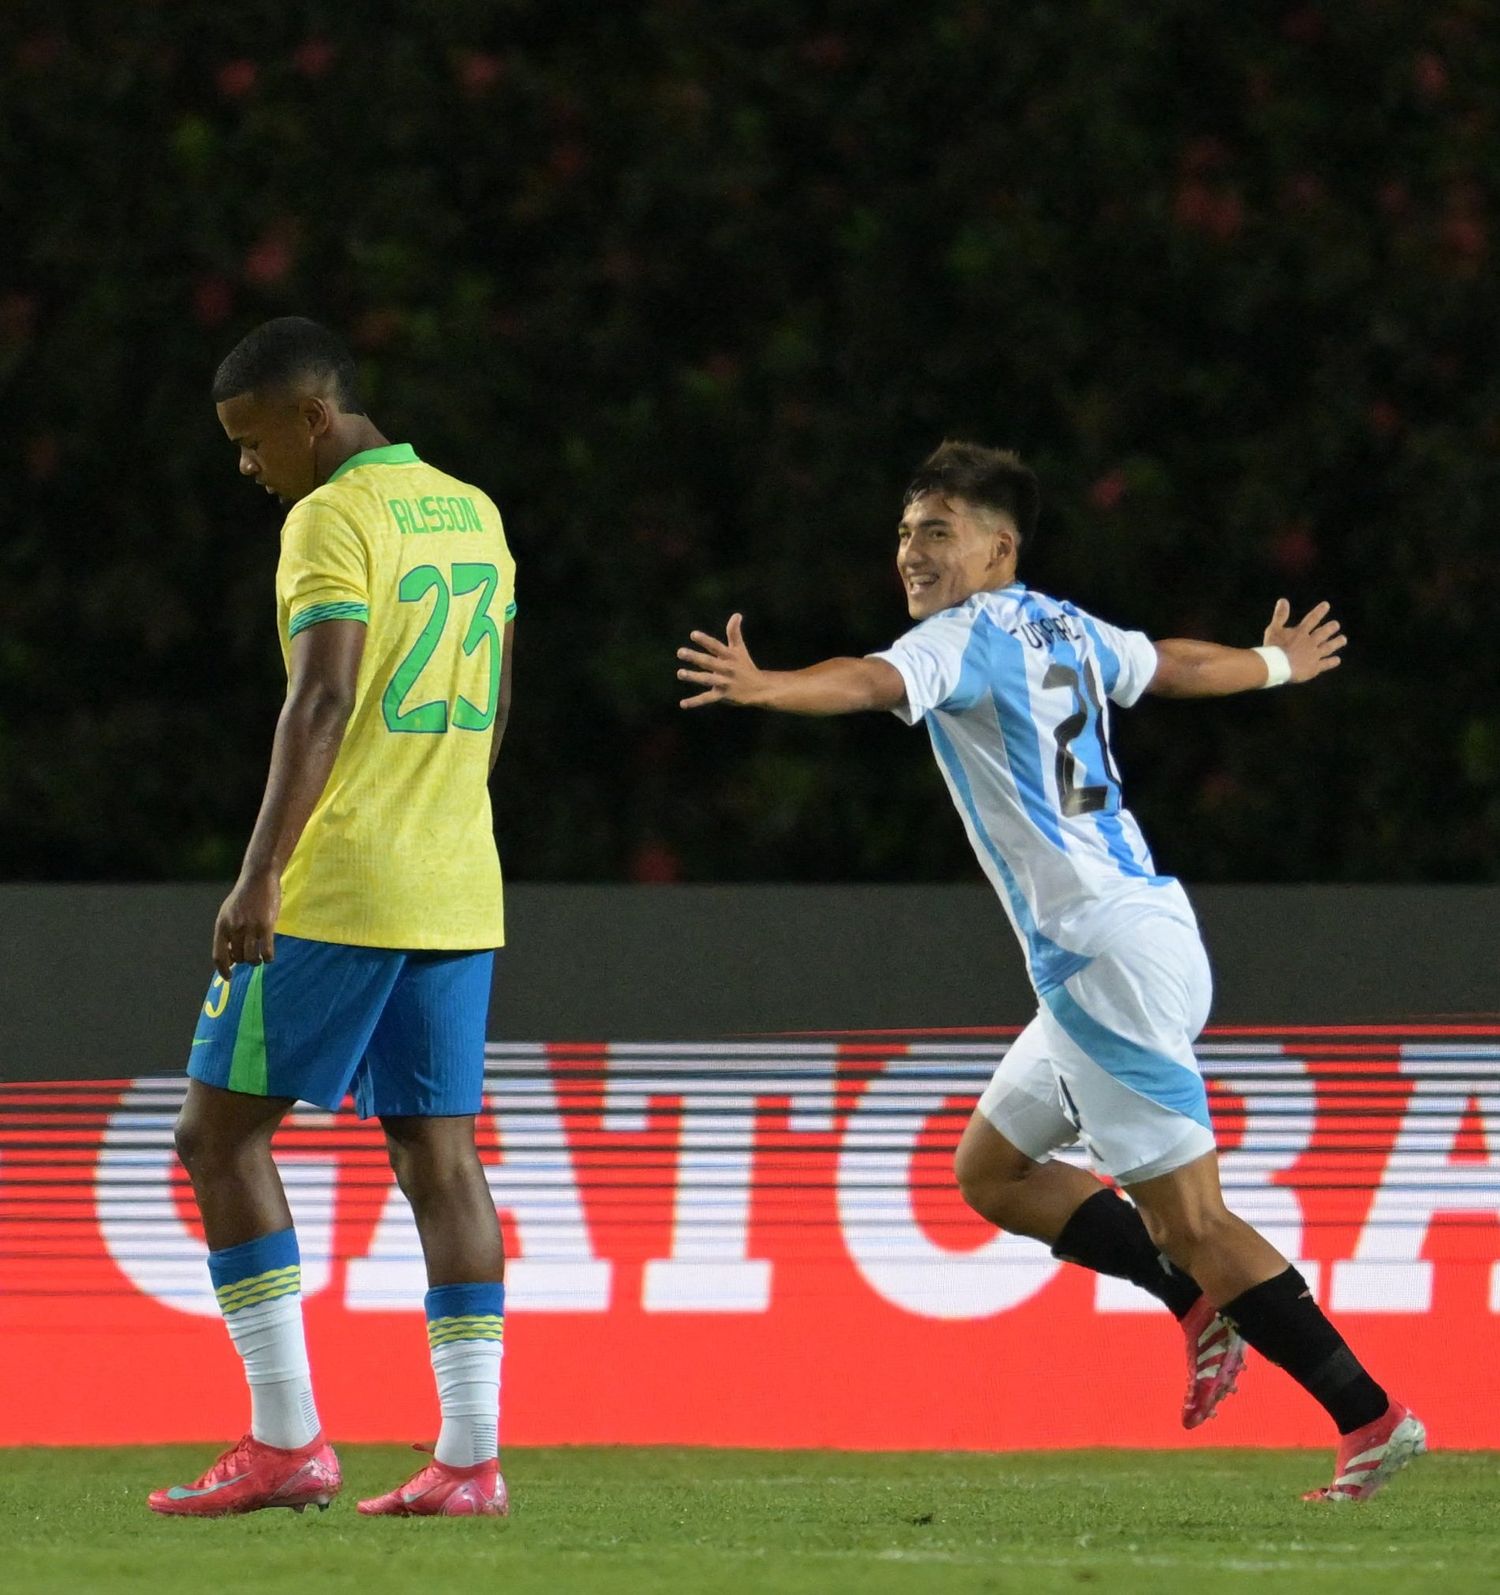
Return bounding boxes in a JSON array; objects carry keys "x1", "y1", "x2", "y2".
[{"x1": 871, "y1": 583, "x2": 1196, "y2": 994}]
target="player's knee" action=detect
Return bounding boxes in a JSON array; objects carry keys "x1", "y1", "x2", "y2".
[
  {"x1": 954, "y1": 1146, "x2": 1027, "y2": 1226},
  {"x1": 174, "y1": 1103, "x2": 268, "y2": 1180},
  {"x1": 387, "y1": 1139, "x2": 478, "y2": 1211},
  {"x1": 386, "y1": 1138, "x2": 425, "y2": 1202},
  {"x1": 172, "y1": 1109, "x2": 238, "y2": 1178},
  {"x1": 172, "y1": 1111, "x2": 204, "y2": 1174}
]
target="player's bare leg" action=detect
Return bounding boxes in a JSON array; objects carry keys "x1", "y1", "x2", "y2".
[
  {"x1": 150, "y1": 1080, "x2": 337, "y2": 1516},
  {"x1": 1127, "y1": 1152, "x2": 1426, "y2": 1500},
  {"x1": 383, "y1": 1113, "x2": 504, "y2": 1285},
  {"x1": 359, "y1": 1113, "x2": 508, "y2": 1518},
  {"x1": 1124, "y1": 1152, "x2": 1284, "y2": 1302},
  {"x1": 954, "y1": 1110, "x2": 1105, "y2": 1238},
  {"x1": 955, "y1": 1110, "x2": 1240, "y2": 1425},
  {"x1": 174, "y1": 1078, "x2": 295, "y2": 1248}
]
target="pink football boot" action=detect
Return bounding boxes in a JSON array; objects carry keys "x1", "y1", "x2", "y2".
[
  {"x1": 1180, "y1": 1296, "x2": 1248, "y2": 1428},
  {"x1": 1303, "y1": 1402, "x2": 1427, "y2": 1502},
  {"x1": 358, "y1": 1451, "x2": 509, "y2": 1518},
  {"x1": 148, "y1": 1432, "x2": 341, "y2": 1517}
]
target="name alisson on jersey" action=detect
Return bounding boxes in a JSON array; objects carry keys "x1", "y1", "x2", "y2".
[{"x1": 387, "y1": 495, "x2": 486, "y2": 535}]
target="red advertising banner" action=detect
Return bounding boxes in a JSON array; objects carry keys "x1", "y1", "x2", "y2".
[{"x1": 3, "y1": 1027, "x2": 1497, "y2": 1449}]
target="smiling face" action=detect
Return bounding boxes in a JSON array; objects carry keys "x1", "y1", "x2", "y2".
[
  {"x1": 215, "y1": 387, "x2": 333, "y2": 505},
  {"x1": 896, "y1": 492, "x2": 1019, "y2": 619}
]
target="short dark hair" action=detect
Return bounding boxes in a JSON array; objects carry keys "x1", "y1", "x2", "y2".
[
  {"x1": 211, "y1": 316, "x2": 365, "y2": 413},
  {"x1": 904, "y1": 440, "x2": 1040, "y2": 550}
]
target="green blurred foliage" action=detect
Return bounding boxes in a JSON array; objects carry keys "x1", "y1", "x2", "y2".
[{"x1": 2, "y1": 0, "x2": 1498, "y2": 882}]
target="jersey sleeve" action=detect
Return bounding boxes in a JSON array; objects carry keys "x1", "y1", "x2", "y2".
[
  {"x1": 277, "y1": 499, "x2": 371, "y2": 637},
  {"x1": 482, "y1": 494, "x2": 517, "y2": 624},
  {"x1": 868, "y1": 611, "x2": 978, "y2": 726},
  {"x1": 1075, "y1": 608, "x2": 1158, "y2": 707}
]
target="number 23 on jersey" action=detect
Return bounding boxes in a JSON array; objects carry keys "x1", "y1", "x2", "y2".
[{"x1": 383, "y1": 561, "x2": 503, "y2": 735}]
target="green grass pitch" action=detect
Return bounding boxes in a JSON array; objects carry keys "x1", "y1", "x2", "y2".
[{"x1": 4, "y1": 1446, "x2": 1497, "y2": 1595}]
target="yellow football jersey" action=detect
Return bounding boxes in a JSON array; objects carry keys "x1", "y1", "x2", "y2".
[{"x1": 273, "y1": 443, "x2": 515, "y2": 949}]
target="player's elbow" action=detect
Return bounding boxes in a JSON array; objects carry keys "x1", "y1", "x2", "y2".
[
  {"x1": 1145, "y1": 653, "x2": 1196, "y2": 700},
  {"x1": 286, "y1": 679, "x2": 357, "y2": 734}
]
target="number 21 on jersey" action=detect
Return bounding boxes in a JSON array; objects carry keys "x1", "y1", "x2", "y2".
[{"x1": 1043, "y1": 660, "x2": 1120, "y2": 817}]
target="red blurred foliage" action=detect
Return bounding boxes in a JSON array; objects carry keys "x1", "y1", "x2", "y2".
[
  {"x1": 1378, "y1": 180, "x2": 1411, "y2": 218},
  {"x1": 1429, "y1": 351, "x2": 1460, "y2": 387},
  {"x1": 25, "y1": 435, "x2": 60, "y2": 483},
  {"x1": 244, "y1": 227, "x2": 297, "y2": 285},
  {"x1": 801, "y1": 34, "x2": 849, "y2": 70},
  {"x1": 292, "y1": 39, "x2": 337, "y2": 79},
  {"x1": 1368, "y1": 400, "x2": 1403, "y2": 439},
  {"x1": 1197, "y1": 770, "x2": 1243, "y2": 811},
  {"x1": 600, "y1": 247, "x2": 642, "y2": 285},
  {"x1": 0, "y1": 293, "x2": 37, "y2": 343},
  {"x1": 1270, "y1": 521, "x2": 1318, "y2": 576},
  {"x1": 1441, "y1": 211, "x2": 1487, "y2": 267},
  {"x1": 1181, "y1": 136, "x2": 1230, "y2": 174},
  {"x1": 658, "y1": 78, "x2": 710, "y2": 119},
  {"x1": 549, "y1": 141, "x2": 589, "y2": 181},
  {"x1": 1281, "y1": 8, "x2": 1324, "y2": 45},
  {"x1": 16, "y1": 34, "x2": 63, "y2": 71},
  {"x1": 1173, "y1": 180, "x2": 1245, "y2": 242},
  {"x1": 456, "y1": 51, "x2": 504, "y2": 95},
  {"x1": 1283, "y1": 172, "x2": 1326, "y2": 214},
  {"x1": 1088, "y1": 470, "x2": 1127, "y2": 512},
  {"x1": 629, "y1": 839, "x2": 683, "y2": 883},
  {"x1": 1413, "y1": 51, "x2": 1449, "y2": 101},
  {"x1": 192, "y1": 276, "x2": 234, "y2": 327},
  {"x1": 353, "y1": 308, "x2": 402, "y2": 349},
  {"x1": 216, "y1": 59, "x2": 257, "y2": 98}
]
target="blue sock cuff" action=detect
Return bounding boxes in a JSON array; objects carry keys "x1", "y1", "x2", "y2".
[
  {"x1": 208, "y1": 1226, "x2": 300, "y2": 1290},
  {"x1": 425, "y1": 1282, "x2": 505, "y2": 1323}
]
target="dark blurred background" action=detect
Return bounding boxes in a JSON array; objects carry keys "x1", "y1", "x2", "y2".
[{"x1": 3, "y1": 0, "x2": 1497, "y2": 886}]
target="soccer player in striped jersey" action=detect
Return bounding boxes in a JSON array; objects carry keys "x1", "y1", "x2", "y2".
[
  {"x1": 678, "y1": 441, "x2": 1424, "y2": 1503},
  {"x1": 149, "y1": 318, "x2": 514, "y2": 1518}
]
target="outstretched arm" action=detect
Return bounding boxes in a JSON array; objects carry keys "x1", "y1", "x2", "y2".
[
  {"x1": 678, "y1": 614, "x2": 906, "y2": 715},
  {"x1": 1148, "y1": 599, "x2": 1345, "y2": 699}
]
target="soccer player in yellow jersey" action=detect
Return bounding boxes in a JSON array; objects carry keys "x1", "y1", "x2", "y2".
[{"x1": 149, "y1": 318, "x2": 514, "y2": 1519}]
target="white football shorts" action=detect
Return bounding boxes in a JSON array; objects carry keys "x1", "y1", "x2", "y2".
[{"x1": 976, "y1": 914, "x2": 1217, "y2": 1185}]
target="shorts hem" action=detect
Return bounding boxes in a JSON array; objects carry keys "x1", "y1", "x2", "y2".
[
  {"x1": 274, "y1": 921, "x2": 505, "y2": 953},
  {"x1": 976, "y1": 1094, "x2": 1075, "y2": 1163},
  {"x1": 355, "y1": 1101, "x2": 485, "y2": 1120},
  {"x1": 1113, "y1": 1126, "x2": 1217, "y2": 1186}
]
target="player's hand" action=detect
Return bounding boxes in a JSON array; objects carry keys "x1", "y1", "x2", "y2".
[
  {"x1": 212, "y1": 869, "x2": 281, "y2": 978},
  {"x1": 677, "y1": 614, "x2": 767, "y2": 708},
  {"x1": 1263, "y1": 598, "x2": 1346, "y2": 684}
]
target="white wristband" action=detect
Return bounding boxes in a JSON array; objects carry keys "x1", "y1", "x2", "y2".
[{"x1": 1253, "y1": 645, "x2": 1292, "y2": 688}]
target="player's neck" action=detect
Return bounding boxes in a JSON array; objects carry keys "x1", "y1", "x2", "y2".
[
  {"x1": 973, "y1": 568, "x2": 1021, "y2": 600},
  {"x1": 316, "y1": 420, "x2": 392, "y2": 487}
]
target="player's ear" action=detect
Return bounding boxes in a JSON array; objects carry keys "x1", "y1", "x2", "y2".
[{"x1": 299, "y1": 393, "x2": 334, "y2": 441}]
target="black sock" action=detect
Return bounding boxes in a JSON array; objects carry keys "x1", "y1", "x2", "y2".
[
  {"x1": 1050, "y1": 1189, "x2": 1204, "y2": 1320},
  {"x1": 1221, "y1": 1266, "x2": 1388, "y2": 1435}
]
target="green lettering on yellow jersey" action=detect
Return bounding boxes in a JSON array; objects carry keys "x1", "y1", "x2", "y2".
[
  {"x1": 274, "y1": 444, "x2": 517, "y2": 950},
  {"x1": 388, "y1": 495, "x2": 484, "y2": 534}
]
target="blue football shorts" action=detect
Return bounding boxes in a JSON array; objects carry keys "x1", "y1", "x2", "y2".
[{"x1": 186, "y1": 933, "x2": 495, "y2": 1118}]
